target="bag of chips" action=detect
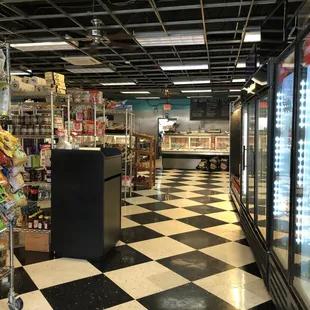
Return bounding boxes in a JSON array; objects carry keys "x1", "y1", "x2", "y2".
[
  {"x1": 8, "y1": 173, "x2": 24, "y2": 192},
  {"x1": 12, "y1": 145, "x2": 28, "y2": 166},
  {"x1": 9, "y1": 188, "x2": 27, "y2": 208},
  {"x1": 0, "y1": 170, "x2": 8, "y2": 188},
  {"x1": 0, "y1": 150, "x2": 12, "y2": 168},
  {"x1": 10, "y1": 165, "x2": 25, "y2": 177},
  {"x1": 220, "y1": 158, "x2": 229, "y2": 171},
  {"x1": 0, "y1": 141, "x2": 13, "y2": 158}
]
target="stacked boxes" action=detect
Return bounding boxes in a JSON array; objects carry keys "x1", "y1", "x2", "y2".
[
  {"x1": 67, "y1": 89, "x2": 103, "y2": 103},
  {"x1": 44, "y1": 72, "x2": 66, "y2": 95}
]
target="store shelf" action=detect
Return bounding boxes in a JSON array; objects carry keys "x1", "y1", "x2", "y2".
[
  {"x1": 14, "y1": 227, "x2": 50, "y2": 234},
  {"x1": 105, "y1": 129, "x2": 129, "y2": 135},
  {"x1": 15, "y1": 135, "x2": 51, "y2": 139},
  {"x1": 25, "y1": 181, "x2": 51, "y2": 187},
  {"x1": 12, "y1": 91, "x2": 66, "y2": 100},
  {"x1": 161, "y1": 150, "x2": 230, "y2": 156}
]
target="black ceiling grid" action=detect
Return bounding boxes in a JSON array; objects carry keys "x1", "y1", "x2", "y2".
[{"x1": 0, "y1": 0, "x2": 304, "y2": 99}]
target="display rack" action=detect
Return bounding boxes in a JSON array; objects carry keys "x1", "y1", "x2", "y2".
[
  {"x1": 11, "y1": 91, "x2": 69, "y2": 149},
  {"x1": 133, "y1": 133, "x2": 156, "y2": 189},
  {"x1": 68, "y1": 98, "x2": 105, "y2": 148},
  {"x1": 104, "y1": 109, "x2": 135, "y2": 198}
]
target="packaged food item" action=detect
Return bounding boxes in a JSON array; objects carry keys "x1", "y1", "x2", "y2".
[
  {"x1": 0, "y1": 171, "x2": 8, "y2": 188},
  {"x1": 220, "y1": 158, "x2": 229, "y2": 171},
  {"x1": 10, "y1": 189, "x2": 27, "y2": 207},
  {"x1": 0, "y1": 150, "x2": 11, "y2": 168},
  {"x1": 0, "y1": 141, "x2": 13, "y2": 157},
  {"x1": 0, "y1": 129, "x2": 18, "y2": 148},
  {"x1": 0, "y1": 185, "x2": 15, "y2": 210},
  {"x1": 8, "y1": 173, "x2": 25, "y2": 191},
  {"x1": 12, "y1": 144, "x2": 28, "y2": 166},
  {"x1": 209, "y1": 157, "x2": 219, "y2": 171},
  {"x1": 10, "y1": 165, "x2": 25, "y2": 177}
]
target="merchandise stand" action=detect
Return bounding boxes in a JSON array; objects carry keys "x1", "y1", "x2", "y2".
[
  {"x1": 133, "y1": 133, "x2": 156, "y2": 189},
  {"x1": 11, "y1": 91, "x2": 69, "y2": 150},
  {"x1": 68, "y1": 96, "x2": 104, "y2": 148},
  {"x1": 104, "y1": 109, "x2": 135, "y2": 198}
]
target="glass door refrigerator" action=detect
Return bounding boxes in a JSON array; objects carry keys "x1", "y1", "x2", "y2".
[
  {"x1": 269, "y1": 43, "x2": 303, "y2": 310},
  {"x1": 292, "y1": 29, "x2": 310, "y2": 309}
]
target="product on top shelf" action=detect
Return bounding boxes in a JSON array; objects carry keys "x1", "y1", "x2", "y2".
[{"x1": 44, "y1": 72, "x2": 66, "y2": 94}]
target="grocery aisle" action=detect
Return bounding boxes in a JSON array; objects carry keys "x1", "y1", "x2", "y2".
[{"x1": 0, "y1": 170, "x2": 274, "y2": 310}]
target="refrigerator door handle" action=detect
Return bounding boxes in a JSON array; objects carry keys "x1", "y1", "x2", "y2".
[{"x1": 242, "y1": 145, "x2": 246, "y2": 170}]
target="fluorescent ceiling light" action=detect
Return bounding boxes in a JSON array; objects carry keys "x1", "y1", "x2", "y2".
[
  {"x1": 244, "y1": 31, "x2": 261, "y2": 42},
  {"x1": 11, "y1": 69, "x2": 32, "y2": 75},
  {"x1": 187, "y1": 96, "x2": 212, "y2": 98},
  {"x1": 229, "y1": 89, "x2": 241, "y2": 92},
  {"x1": 160, "y1": 61, "x2": 208, "y2": 71},
  {"x1": 11, "y1": 41, "x2": 77, "y2": 52},
  {"x1": 173, "y1": 79, "x2": 210, "y2": 85},
  {"x1": 62, "y1": 56, "x2": 101, "y2": 66},
  {"x1": 66, "y1": 66, "x2": 114, "y2": 73},
  {"x1": 228, "y1": 95, "x2": 240, "y2": 98},
  {"x1": 101, "y1": 81, "x2": 136, "y2": 86},
  {"x1": 181, "y1": 89, "x2": 211, "y2": 93},
  {"x1": 237, "y1": 62, "x2": 246, "y2": 68},
  {"x1": 121, "y1": 91, "x2": 150, "y2": 94},
  {"x1": 232, "y1": 78, "x2": 246, "y2": 83},
  {"x1": 213, "y1": 90, "x2": 228, "y2": 92},
  {"x1": 135, "y1": 31, "x2": 204, "y2": 46},
  {"x1": 136, "y1": 97, "x2": 160, "y2": 99}
]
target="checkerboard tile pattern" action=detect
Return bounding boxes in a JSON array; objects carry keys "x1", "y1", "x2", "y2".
[{"x1": 0, "y1": 170, "x2": 276, "y2": 310}]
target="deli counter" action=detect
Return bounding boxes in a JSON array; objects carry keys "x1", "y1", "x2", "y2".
[{"x1": 161, "y1": 133, "x2": 229, "y2": 169}]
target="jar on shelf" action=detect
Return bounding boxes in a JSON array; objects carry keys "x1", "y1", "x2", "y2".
[
  {"x1": 31, "y1": 115, "x2": 37, "y2": 125},
  {"x1": 34, "y1": 125, "x2": 40, "y2": 136},
  {"x1": 14, "y1": 125, "x2": 21, "y2": 135},
  {"x1": 45, "y1": 125, "x2": 51, "y2": 135},
  {"x1": 37, "y1": 114, "x2": 43, "y2": 125},
  {"x1": 42, "y1": 114, "x2": 49, "y2": 124},
  {"x1": 40, "y1": 125, "x2": 46, "y2": 135},
  {"x1": 21, "y1": 126, "x2": 27, "y2": 136},
  {"x1": 28, "y1": 126, "x2": 34, "y2": 136},
  {"x1": 24, "y1": 114, "x2": 31, "y2": 125}
]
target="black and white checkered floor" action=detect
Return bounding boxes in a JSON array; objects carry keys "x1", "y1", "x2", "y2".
[{"x1": 0, "y1": 170, "x2": 276, "y2": 310}]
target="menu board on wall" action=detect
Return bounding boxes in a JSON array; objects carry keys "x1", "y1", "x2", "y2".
[{"x1": 190, "y1": 97, "x2": 230, "y2": 120}]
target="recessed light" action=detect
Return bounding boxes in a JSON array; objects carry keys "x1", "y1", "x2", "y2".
[
  {"x1": 62, "y1": 56, "x2": 101, "y2": 66},
  {"x1": 160, "y1": 61, "x2": 208, "y2": 71},
  {"x1": 135, "y1": 31, "x2": 204, "y2": 46},
  {"x1": 232, "y1": 78, "x2": 246, "y2": 83},
  {"x1": 244, "y1": 31, "x2": 261, "y2": 42},
  {"x1": 121, "y1": 91, "x2": 150, "y2": 94},
  {"x1": 101, "y1": 81, "x2": 136, "y2": 86},
  {"x1": 229, "y1": 89, "x2": 241, "y2": 92},
  {"x1": 136, "y1": 97, "x2": 160, "y2": 99},
  {"x1": 11, "y1": 41, "x2": 78, "y2": 52},
  {"x1": 181, "y1": 89, "x2": 211, "y2": 93},
  {"x1": 173, "y1": 79, "x2": 210, "y2": 85}
]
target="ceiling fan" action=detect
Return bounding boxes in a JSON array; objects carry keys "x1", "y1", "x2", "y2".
[{"x1": 85, "y1": 18, "x2": 134, "y2": 52}]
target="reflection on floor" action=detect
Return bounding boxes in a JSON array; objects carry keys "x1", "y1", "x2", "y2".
[{"x1": 0, "y1": 170, "x2": 276, "y2": 310}]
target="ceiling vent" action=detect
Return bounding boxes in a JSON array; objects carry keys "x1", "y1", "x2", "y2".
[{"x1": 61, "y1": 56, "x2": 101, "y2": 66}]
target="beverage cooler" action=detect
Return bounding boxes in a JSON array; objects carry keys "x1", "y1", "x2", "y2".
[
  {"x1": 230, "y1": 25, "x2": 310, "y2": 310},
  {"x1": 269, "y1": 27, "x2": 310, "y2": 310}
]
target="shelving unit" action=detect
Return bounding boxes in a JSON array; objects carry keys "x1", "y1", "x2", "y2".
[
  {"x1": 133, "y1": 133, "x2": 156, "y2": 189},
  {"x1": 11, "y1": 91, "x2": 70, "y2": 149},
  {"x1": 103, "y1": 109, "x2": 135, "y2": 198}
]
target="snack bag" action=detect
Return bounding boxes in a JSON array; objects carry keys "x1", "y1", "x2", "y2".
[
  {"x1": 10, "y1": 165, "x2": 25, "y2": 177},
  {"x1": 0, "y1": 185, "x2": 15, "y2": 211},
  {"x1": 209, "y1": 157, "x2": 219, "y2": 171},
  {"x1": 0, "y1": 151, "x2": 12, "y2": 168},
  {"x1": 0, "y1": 170, "x2": 8, "y2": 188},
  {"x1": 8, "y1": 173, "x2": 24, "y2": 192},
  {"x1": 12, "y1": 144, "x2": 28, "y2": 166},
  {"x1": 9, "y1": 188, "x2": 27, "y2": 207},
  {"x1": 0, "y1": 129, "x2": 18, "y2": 148},
  {"x1": 0, "y1": 141, "x2": 13, "y2": 158}
]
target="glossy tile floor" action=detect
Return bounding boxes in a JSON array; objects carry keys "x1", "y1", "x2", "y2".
[{"x1": 0, "y1": 170, "x2": 276, "y2": 310}]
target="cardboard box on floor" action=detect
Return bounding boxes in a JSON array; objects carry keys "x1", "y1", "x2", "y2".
[{"x1": 25, "y1": 232, "x2": 50, "y2": 252}]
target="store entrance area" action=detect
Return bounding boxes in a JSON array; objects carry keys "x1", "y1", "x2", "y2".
[{"x1": 0, "y1": 169, "x2": 273, "y2": 310}]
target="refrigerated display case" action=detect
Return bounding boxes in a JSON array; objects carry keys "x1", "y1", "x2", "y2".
[{"x1": 161, "y1": 133, "x2": 229, "y2": 169}]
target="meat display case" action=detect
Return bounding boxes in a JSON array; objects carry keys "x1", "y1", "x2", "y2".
[{"x1": 161, "y1": 133, "x2": 229, "y2": 169}]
